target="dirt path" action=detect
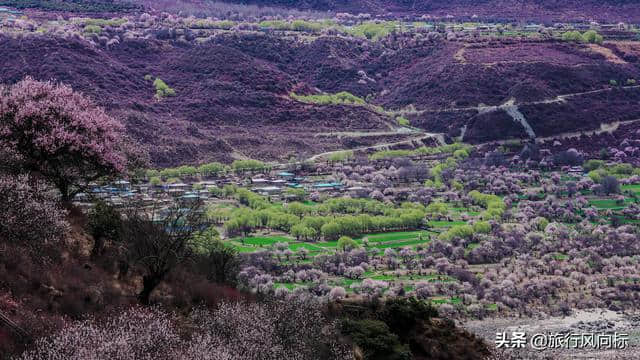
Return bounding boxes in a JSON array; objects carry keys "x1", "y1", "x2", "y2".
[
  {"x1": 534, "y1": 118, "x2": 640, "y2": 143},
  {"x1": 314, "y1": 127, "x2": 420, "y2": 138},
  {"x1": 307, "y1": 133, "x2": 444, "y2": 162},
  {"x1": 464, "y1": 308, "x2": 640, "y2": 360},
  {"x1": 401, "y1": 85, "x2": 640, "y2": 115},
  {"x1": 478, "y1": 118, "x2": 640, "y2": 147}
]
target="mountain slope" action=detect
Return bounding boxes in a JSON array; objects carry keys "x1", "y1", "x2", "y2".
[{"x1": 2, "y1": 29, "x2": 640, "y2": 165}]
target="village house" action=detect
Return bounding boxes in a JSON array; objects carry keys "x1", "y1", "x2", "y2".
[
  {"x1": 312, "y1": 182, "x2": 343, "y2": 192},
  {"x1": 347, "y1": 186, "x2": 369, "y2": 198},
  {"x1": 568, "y1": 166, "x2": 585, "y2": 175},
  {"x1": 277, "y1": 171, "x2": 295, "y2": 179},
  {"x1": 255, "y1": 186, "x2": 282, "y2": 197},
  {"x1": 114, "y1": 180, "x2": 131, "y2": 192}
]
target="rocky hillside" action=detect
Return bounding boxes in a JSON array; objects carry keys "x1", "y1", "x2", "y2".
[{"x1": 2, "y1": 10, "x2": 640, "y2": 166}]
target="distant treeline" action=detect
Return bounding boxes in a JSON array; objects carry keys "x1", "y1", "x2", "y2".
[
  {"x1": 0, "y1": 0, "x2": 140, "y2": 12},
  {"x1": 220, "y1": 0, "x2": 639, "y2": 11}
]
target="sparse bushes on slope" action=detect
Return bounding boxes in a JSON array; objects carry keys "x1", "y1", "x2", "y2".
[
  {"x1": 19, "y1": 301, "x2": 352, "y2": 360},
  {"x1": 291, "y1": 91, "x2": 367, "y2": 106},
  {"x1": 371, "y1": 143, "x2": 473, "y2": 160},
  {"x1": 328, "y1": 150, "x2": 354, "y2": 163}
]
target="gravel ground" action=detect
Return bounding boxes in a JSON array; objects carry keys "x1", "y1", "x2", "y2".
[{"x1": 463, "y1": 309, "x2": 640, "y2": 359}]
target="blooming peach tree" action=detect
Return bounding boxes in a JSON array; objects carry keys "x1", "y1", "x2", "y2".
[{"x1": 0, "y1": 77, "x2": 143, "y2": 201}]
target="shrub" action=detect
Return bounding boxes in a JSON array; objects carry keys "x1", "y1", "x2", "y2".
[
  {"x1": 396, "y1": 116, "x2": 410, "y2": 126},
  {"x1": 472, "y1": 221, "x2": 491, "y2": 234},
  {"x1": 561, "y1": 30, "x2": 583, "y2": 42},
  {"x1": 197, "y1": 162, "x2": 228, "y2": 176},
  {"x1": 453, "y1": 148, "x2": 470, "y2": 160},
  {"x1": 337, "y1": 236, "x2": 359, "y2": 252},
  {"x1": 439, "y1": 224, "x2": 474, "y2": 241},
  {"x1": 340, "y1": 319, "x2": 411, "y2": 360},
  {"x1": 0, "y1": 175, "x2": 67, "y2": 247},
  {"x1": 380, "y1": 298, "x2": 438, "y2": 338},
  {"x1": 328, "y1": 150, "x2": 354, "y2": 163},
  {"x1": 610, "y1": 163, "x2": 633, "y2": 175},
  {"x1": 153, "y1": 78, "x2": 176, "y2": 99},
  {"x1": 149, "y1": 176, "x2": 162, "y2": 186},
  {"x1": 583, "y1": 159, "x2": 605, "y2": 172},
  {"x1": 88, "y1": 200, "x2": 122, "y2": 257},
  {"x1": 83, "y1": 24, "x2": 101, "y2": 34},
  {"x1": 582, "y1": 30, "x2": 604, "y2": 44},
  {"x1": 554, "y1": 149, "x2": 583, "y2": 166},
  {"x1": 191, "y1": 228, "x2": 241, "y2": 285},
  {"x1": 231, "y1": 159, "x2": 268, "y2": 172},
  {"x1": 600, "y1": 176, "x2": 620, "y2": 195},
  {"x1": 348, "y1": 21, "x2": 397, "y2": 41},
  {"x1": 329, "y1": 287, "x2": 347, "y2": 300},
  {"x1": 291, "y1": 91, "x2": 366, "y2": 106},
  {"x1": 588, "y1": 168, "x2": 608, "y2": 183},
  {"x1": 562, "y1": 30, "x2": 602, "y2": 44}
]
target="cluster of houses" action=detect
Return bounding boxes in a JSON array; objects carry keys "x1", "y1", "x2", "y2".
[
  {"x1": 73, "y1": 179, "x2": 217, "y2": 209},
  {"x1": 250, "y1": 171, "x2": 345, "y2": 196},
  {"x1": 72, "y1": 169, "x2": 371, "y2": 209}
]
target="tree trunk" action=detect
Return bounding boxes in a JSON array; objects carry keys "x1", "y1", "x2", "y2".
[
  {"x1": 58, "y1": 181, "x2": 72, "y2": 203},
  {"x1": 138, "y1": 275, "x2": 162, "y2": 305},
  {"x1": 90, "y1": 236, "x2": 105, "y2": 259}
]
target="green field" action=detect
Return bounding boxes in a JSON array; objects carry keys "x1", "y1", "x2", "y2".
[
  {"x1": 238, "y1": 235, "x2": 292, "y2": 245},
  {"x1": 588, "y1": 198, "x2": 636, "y2": 209},
  {"x1": 365, "y1": 231, "x2": 431, "y2": 242},
  {"x1": 430, "y1": 296, "x2": 462, "y2": 305},
  {"x1": 553, "y1": 253, "x2": 569, "y2": 260},
  {"x1": 427, "y1": 220, "x2": 467, "y2": 228},
  {"x1": 372, "y1": 238, "x2": 432, "y2": 249},
  {"x1": 622, "y1": 184, "x2": 640, "y2": 193},
  {"x1": 288, "y1": 242, "x2": 324, "y2": 251}
]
